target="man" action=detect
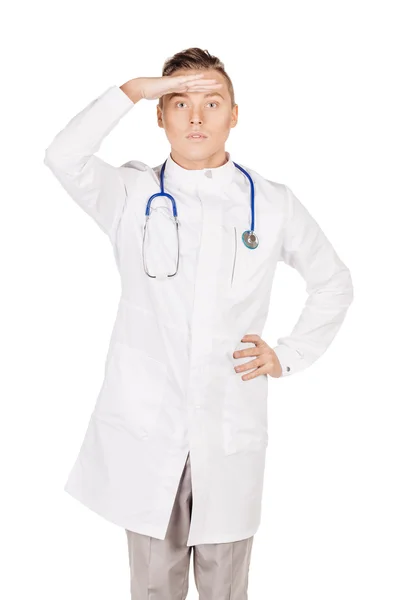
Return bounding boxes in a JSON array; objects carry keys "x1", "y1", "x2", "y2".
[{"x1": 44, "y1": 47, "x2": 354, "y2": 599}]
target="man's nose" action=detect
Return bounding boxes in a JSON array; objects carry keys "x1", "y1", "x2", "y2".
[{"x1": 190, "y1": 117, "x2": 203, "y2": 124}]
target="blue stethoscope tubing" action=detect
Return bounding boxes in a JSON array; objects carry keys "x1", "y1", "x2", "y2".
[
  {"x1": 143, "y1": 159, "x2": 258, "y2": 278},
  {"x1": 232, "y1": 161, "x2": 255, "y2": 234},
  {"x1": 144, "y1": 158, "x2": 259, "y2": 250}
]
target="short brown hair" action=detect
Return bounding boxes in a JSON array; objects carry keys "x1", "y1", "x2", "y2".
[{"x1": 158, "y1": 47, "x2": 235, "y2": 110}]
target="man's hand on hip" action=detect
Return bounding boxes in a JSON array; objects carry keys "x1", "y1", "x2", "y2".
[{"x1": 233, "y1": 334, "x2": 283, "y2": 379}]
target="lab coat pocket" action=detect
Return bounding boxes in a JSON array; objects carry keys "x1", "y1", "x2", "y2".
[
  {"x1": 93, "y1": 341, "x2": 167, "y2": 441},
  {"x1": 222, "y1": 371, "x2": 268, "y2": 455},
  {"x1": 230, "y1": 226, "x2": 238, "y2": 287},
  {"x1": 229, "y1": 225, "x2": 269, "y2": 298}
]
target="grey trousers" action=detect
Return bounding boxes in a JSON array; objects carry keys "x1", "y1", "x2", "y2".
[{"x1": 125, "y1": 452, "x2": 254, "y2": 599}]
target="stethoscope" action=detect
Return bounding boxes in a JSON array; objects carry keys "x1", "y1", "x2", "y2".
[{"x1": 142, "y1": 158, "x2": 259, "y2": 279}]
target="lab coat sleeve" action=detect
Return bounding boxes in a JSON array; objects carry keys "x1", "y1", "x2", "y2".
[
  {"x1": 43, "y1": 85, "x2": 135, "y2": 244},
  {"x1": 272, "y1": 185, "x2": 354, "y2": 377}
]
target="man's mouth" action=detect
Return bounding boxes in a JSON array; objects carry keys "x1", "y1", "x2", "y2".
[{"x1": 186, "y1": 133, "x2": 208, "y2": 139}]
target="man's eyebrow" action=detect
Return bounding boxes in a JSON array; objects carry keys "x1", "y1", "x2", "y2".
[{"x1": 167, "y1": 92, "x2": 225, "y2": 101}]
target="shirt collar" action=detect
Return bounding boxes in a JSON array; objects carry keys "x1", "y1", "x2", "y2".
[{"x1": 162, "y1": 151, "x2": 237, "y2": 191}]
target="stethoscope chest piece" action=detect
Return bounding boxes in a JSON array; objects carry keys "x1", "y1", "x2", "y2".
[{"x1": 242, "y1": 230, "x2": 259, "y2": 249}]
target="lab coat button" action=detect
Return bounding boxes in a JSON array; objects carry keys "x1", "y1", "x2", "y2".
[
  {"x1": 286, "y1": 366, "x2": 290, "y2": 372},
  {"x1": 205, "y1": 170, "x2": 212, "y2": 178}
]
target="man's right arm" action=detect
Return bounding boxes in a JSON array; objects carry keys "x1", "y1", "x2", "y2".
[
  {"x1": 43, "y1": 81, "x2": 143, "y2": 243},
  {"x1": 119, "y1": 79, "x2": 145, "y2": 104},
  {"x1": 43, "y1": 74, "x2": 221, "y2": 243}
]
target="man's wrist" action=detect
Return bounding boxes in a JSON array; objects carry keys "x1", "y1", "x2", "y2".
[{"x1": 272, "y1": 344, "x2": 302, "y2": 377}]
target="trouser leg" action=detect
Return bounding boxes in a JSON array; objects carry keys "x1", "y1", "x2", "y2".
[
  {"x1": 193, "y1": 535, "x2": 254, "y2": 600},
  {"x1": 125, "y1": 452, "x2": 192, "y2": 600}
]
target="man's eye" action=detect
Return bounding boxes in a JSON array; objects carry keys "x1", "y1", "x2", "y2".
[{"x1": 175, "y1": 101, "x2": 218, "y2": 108}]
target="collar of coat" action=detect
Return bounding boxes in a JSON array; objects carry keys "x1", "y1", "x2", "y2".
[{"x1": 162, "y1": 151, "x2": 237, "y2": 192}]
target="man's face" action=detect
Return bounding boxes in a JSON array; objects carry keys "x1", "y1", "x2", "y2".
[{"x1": 157, "y1": 68, "x2": 238, "y2": 161}]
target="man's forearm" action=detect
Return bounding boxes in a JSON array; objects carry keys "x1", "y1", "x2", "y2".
[{"x1": 119, "y1": 78, "x2": 144, "y2": 104}]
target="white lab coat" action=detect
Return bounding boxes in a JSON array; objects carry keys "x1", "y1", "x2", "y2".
[{"x1": 44, "y1": 85, "x2": 354, "y2": 545}]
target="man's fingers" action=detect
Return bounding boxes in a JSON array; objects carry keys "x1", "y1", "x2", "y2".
[
  {"x1": 175, "y1": 73, "x2": 207, "y2": 81},
  {"x1": 164, "y1": 83, "x2": 223, "y2": 96},
  {"x1": 174, "y1": 82, "x2": 223, "y2": 91},
  {"x1": 184, "y1": 86, "x2": 223, "y2": 93},
  {"x1": 187, "y1": 83, "x2": 223, "y2": 90},
  {"x1": 233, "y1": 347, "x2": 262, "y2": 358},
  {"x1": 234, "y1": 358, "x2": 261, "y2": 373},
  {"x1": 231, "y1": 335, "x2": 275, "y2": 380},
  {"x1": 241, "y1": 366, "x2": 267, "y2": 381}
]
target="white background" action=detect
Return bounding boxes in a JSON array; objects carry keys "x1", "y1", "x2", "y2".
[{"x1": 1, "y1": 0, "x2": 399, "y2": 598}]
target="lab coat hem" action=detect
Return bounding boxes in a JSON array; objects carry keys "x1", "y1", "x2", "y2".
[
  {"x1": 63, "y1": 484, "x2": 171, "y2": 539},
  {"x1": 63, "y1": 482, "x2": 259, "y2": 546},
  {"x1": 186, "y1": 526, "x2": 259, "y2": 547}
]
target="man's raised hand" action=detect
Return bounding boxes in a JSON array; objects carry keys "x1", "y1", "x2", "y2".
[{"x1": 120, "y1": 73, "x2": 223, "y2": 103}]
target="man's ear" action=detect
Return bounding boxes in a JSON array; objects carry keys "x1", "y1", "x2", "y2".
[
  {"x1": 157, "y1": 105, "x2": 164, "y2": 129},
  {"x1": 231, "y1": 104, "x2": 239, "y2": 128}
]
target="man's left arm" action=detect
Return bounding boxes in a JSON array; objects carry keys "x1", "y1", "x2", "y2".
[{"x1": 272, "y1": 184, "x2": 354, "y2": 377}]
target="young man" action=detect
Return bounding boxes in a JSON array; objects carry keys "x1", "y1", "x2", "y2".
[{"x1": 44, "y1": 48, "x2": 354, "y2": 599}]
